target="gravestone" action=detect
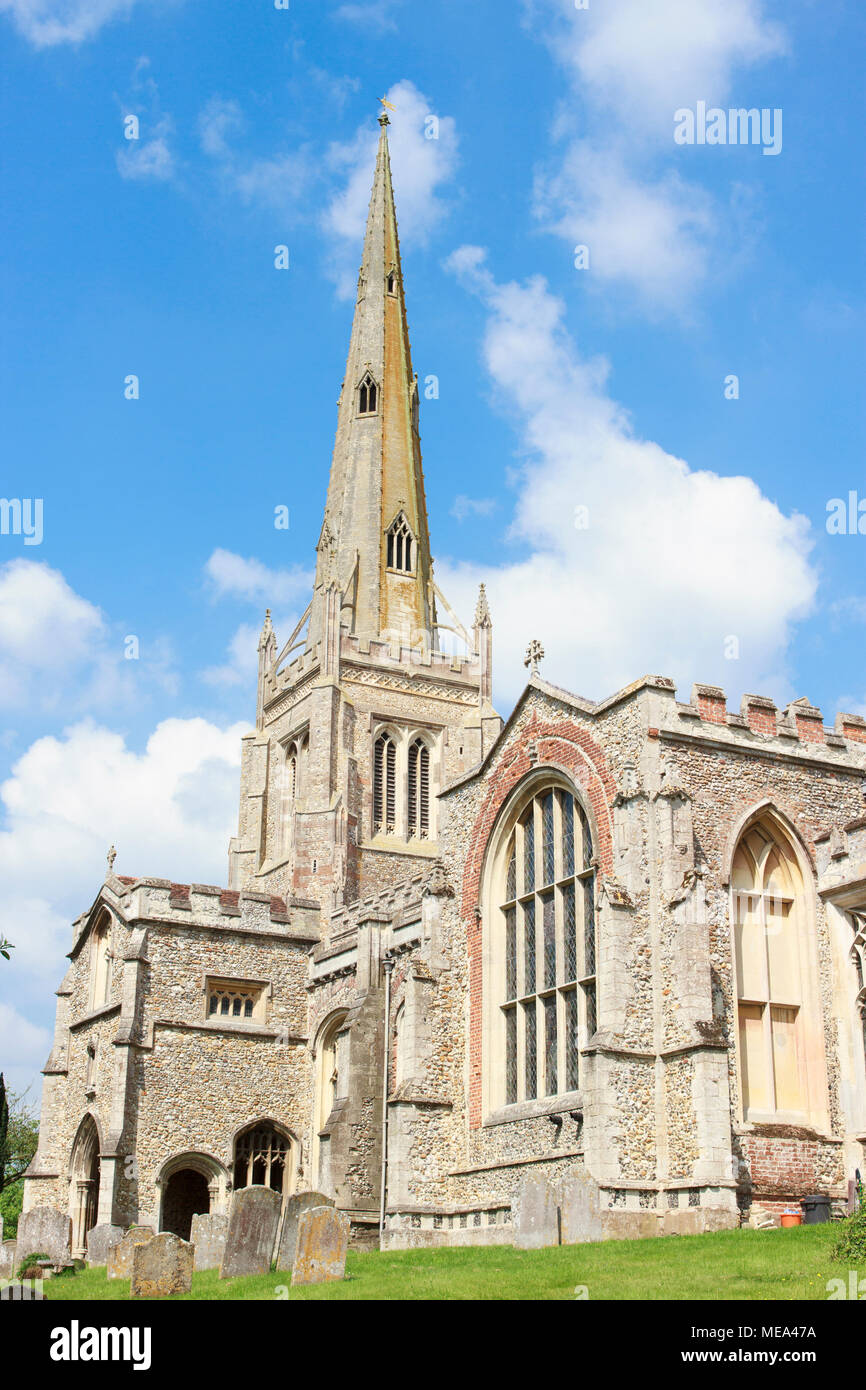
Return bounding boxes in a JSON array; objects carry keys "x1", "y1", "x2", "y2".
[
  {"x1": 220, "y1": 1186, "x2": 281, "y2": 1278},
  {"x1": 291, "y1": 1206, "x2": 349, "y2": 1285},
  {"x1": 190, "y1": 1212, "x2": 229, "y2": 1271},
  {"x1": 0, "y1": 1240, "x2": 17, "y2": 1277},
  {"x1": 106, "y1": 1226, "x2": 154, "y2": 1280},
  {"x1": 86, "y1": 1223, "x2": 125, "y2": 1266},
  {"x1": 276, "y1": 1192, "x2": 334, "y2": 1272},
  {"x1": 15, "y1": 1208, "x2": 71, "y2": 1264},
  {"x1": 131, "y1": 1232, "x2": 193, "y2": 1298},
  {"x1": 559, "y1": 1172, "x2": 603, "y2": 1245},
  {"x1": 514, "y1": 1174, "x2": 560, "y2": 1249}
]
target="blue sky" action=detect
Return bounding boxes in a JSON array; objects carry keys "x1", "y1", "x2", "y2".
[{"x1": 0, "y1": 0, "x2": 864, "y2": 1092}]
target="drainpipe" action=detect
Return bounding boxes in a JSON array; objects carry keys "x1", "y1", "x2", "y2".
[{"x1": 378, "y1": 954, "x2": 395, "y2": 1246}]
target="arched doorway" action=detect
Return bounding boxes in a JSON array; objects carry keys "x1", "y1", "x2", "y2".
[
  {"x1": 161, "y1": 1169, "x2": 210, "y2": 1240},
  {"x1": 69, "y1": 1115, "x2": 101, "y2": 1258}
]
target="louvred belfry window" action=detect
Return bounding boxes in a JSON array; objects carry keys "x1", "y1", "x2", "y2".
[
  {"x1": 386, "y1": 513, "x2": 413, "y2": 573},
  {"x1": 373, "y1": 732, "x2": 397, "y2": 835},
  {"x1": 358, "y1": 372, "x2": 378, "y2": 415},
  {"x1": 408, "y1": 738, "x2": 430, "y2": 839},
  {"x1": 500, "y1": 786, "x2": 596, "y2": 1106}
]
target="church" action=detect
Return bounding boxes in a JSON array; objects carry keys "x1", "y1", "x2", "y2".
[{"x1": 24, "y1": 111, "x2": 866, "y2": 1257}]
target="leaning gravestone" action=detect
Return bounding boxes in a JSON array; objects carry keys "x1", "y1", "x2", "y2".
[
  {"x1": 107, "y1": 1226, "x2": 154, "y2": 1280},
  {"x1": 15, "y1": 1208, "x2": 71, "y2": 1265},
  {"x1": 558, "y1": 1172, "x2": 603, "y2": 1245},
  {"x1": 0, "y1": 1240, "x2": 17, "y2": 1277},
  {"x1": 190, "y1": 1212, "x2": 229, "y2": 1271},
  {"x1": 86, "y1": 1223, "x2": 125, "y2": 1266},
  {"x1": 220, "y1": 1185, "x2": 282, "y2": 1278},
  {"x1": 131, "y1": 1232, "x2": 193, "y2": 1298},
  {"x1": 291, "y1": 1206, "x2": 349, "y2": 1286},
  {"x1": 514, "y1": 1174, "x2": 560, "y2": 1249},
  {"x1": 276, "y1": 1192, "x2": 334, "y2": 1272}
]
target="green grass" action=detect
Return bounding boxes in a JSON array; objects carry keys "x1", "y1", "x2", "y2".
[{"x1": 40, "y1": 1223, "x2": 851, "y2": 1301}]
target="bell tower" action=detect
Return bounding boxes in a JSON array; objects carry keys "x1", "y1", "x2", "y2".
[{"x1": 229, "y1": 108, "x2": 501, "y2": 910}]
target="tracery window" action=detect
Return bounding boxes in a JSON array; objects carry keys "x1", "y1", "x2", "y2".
[
  {"x1": 233, "y1": 1122, "x2": 292, "y2": 1197},
  {"x1": 499, "y1": 786, "x2": 596, "y2": 1106},
  {"x1": 408, "y1": 738, "x2": 430, "y2": 839},
  {"x1": 732, "y1": 820, "x2": 808, "y2": 1119},
  {"x1": 358, "y1": 372, "x2": 378, "y2": 415},
  {"x1": 386, "y1": 513, "x2": 413, "y2": 573},
  {"x1": 373, "y1": 732, "x2": 397, "y2": 835},
  {"x1": 206, "y1": 979, "x2": 263, "y2": 1023}
]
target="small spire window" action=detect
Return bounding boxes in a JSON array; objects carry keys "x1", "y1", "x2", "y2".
[
  {"x1": 387, "y1": 272, "x2": 397, "y2": 295},
  {"x1": 386, "y1": 513, "x2": 414, "y2": 573},
  {"x1": 358, "y1": 372, "x2": 378, "y2": 416}
]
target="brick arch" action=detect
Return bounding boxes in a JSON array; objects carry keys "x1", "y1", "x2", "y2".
[{"x1": 461, "y1": 718, "x2": 617, "y2": 920}]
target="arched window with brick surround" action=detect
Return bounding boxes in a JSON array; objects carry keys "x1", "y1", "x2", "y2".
[
  {"x1": 731, "y1": 815, "x2": 827, "y2": 1125},
  {"x1": 486, "y1": 779, "x2": 597, "y2": 1113}
]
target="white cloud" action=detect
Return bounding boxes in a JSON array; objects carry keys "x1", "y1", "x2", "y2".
[
  {"x1": 116, "y1": 114, "x2": 175, "y2": 182},
  {"x1": 0, "y1": 1003, "x2": 51, "y2": 1097},
  {"x1": 324, "y1": 80, "x2": 459, "y2": 296},
  {"x1": 0, "y1": 715, "x2": 246, "y2": 1088},
  {"x1": 0, "y1": 0, "x2": 140, "y2": 46},
  {"x1": 441, "y1": 248, "x2": 817, "y2": 706},
  {"x1": 334, "y1": 0, "x2": 401, "y2": 32},
  {"x1": 204, "y1": 548, "x2": 312, "y2": 608},
  {"x1": 527, "y1": 0, "x2": 787, "y2": 311},
  {"x1": 533, "y1": 0, "x2": 786, "y2": 127},
  {"x1": 198, "y1": 96, "x2": 244, "y2": 160},
  {"x1": 451, "y1": 495, "x2": 497, "y2": 523},
  {"x1": 0, "y1": 559, "x2": 177, "y2": 713}
]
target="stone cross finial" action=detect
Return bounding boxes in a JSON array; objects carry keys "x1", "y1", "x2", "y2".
[
  {"x1": 107, "y1": 845, "x2": 117, "y2": 873},
  {"x1": 524, "y1": 639, "x2": 545, "y2": 676}
]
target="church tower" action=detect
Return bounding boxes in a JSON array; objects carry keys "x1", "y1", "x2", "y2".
[{"x1": 229, "y1": 109, "x2": 501, "y2": 910}]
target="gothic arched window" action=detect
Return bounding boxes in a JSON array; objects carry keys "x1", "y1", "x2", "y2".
[
  {"x1": 496, "y1": 785, "x2": 595, "y2": 1108},
  {"x1": 373, "y1": 732, "x2": 397, "y2": 836},
  {"x1": 358, "y1": 372, "x2": 378, "y2": 415},
  {"x1": 387, "y1": 271, "x2": 397, "y2": 295},
  {"x1": 233, "y1": 1121, "x2": 293, "y2": 1201},
  {"x1": 408, "y1": 738, "x2": 430, "y2": 839},
  {"x1": 89, "y1": 914, "x2": 112, "y2": 1010},
  {"x1": 280, "y1": 732, "x2": 307, "y2": 856},
  {"x1": 732, "y1": 819, "x2": 811, "y2": 1119},
  {"x1": 386, "y1": 513, "x2": 413, "y2": 573}
]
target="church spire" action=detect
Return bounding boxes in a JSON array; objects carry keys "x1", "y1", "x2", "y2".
[{"x1": 308, "y1": 106, "x2": 436, "y2": 653}]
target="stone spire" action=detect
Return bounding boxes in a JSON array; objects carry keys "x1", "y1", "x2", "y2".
[{"x1": 307, "y1": 109, "x2": 436, "y2": 653}]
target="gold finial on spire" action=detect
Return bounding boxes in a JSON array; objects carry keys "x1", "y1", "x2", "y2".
[{"x1": 378, "y1": 95, "x2": 396, "y2": 126}]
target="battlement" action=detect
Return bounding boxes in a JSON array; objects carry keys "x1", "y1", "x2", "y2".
[
  {"x1": 327, "y1": 868, "x2": 428, "y2": 941},
  {"x1": 339, "y1": 629, "x2": 481, "y2": 686},
  {"x1": 674, "y1": 684, "x2": 866, "y2": 751},
  {"x1": 101, "y1": 875, "x2": 321, "y2": 940}
]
